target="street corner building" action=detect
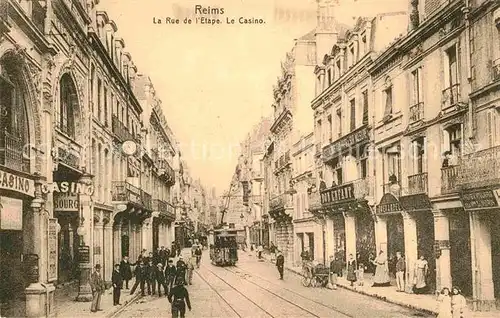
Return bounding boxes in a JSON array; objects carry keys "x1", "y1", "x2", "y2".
[{"x1": 0, "y1": 0, "x2": 204, "y2": 316}]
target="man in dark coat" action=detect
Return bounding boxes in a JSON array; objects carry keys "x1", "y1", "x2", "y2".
[
  {"x1": 329, "y1": 255, "x2": 342, "y2": 290},
  {"x1": 156, "y1": 263, "x2": 168, "y2": 296},
  {"x1": 160, "y1": 246, "x2": 168, "y2": 266},
  {"x1": 130, "y1": 262, "x2": 146, "y2": 296},
  {"x1": 146, "y1": 260, "x2": 156, "y2": 295},
  {"x1": 276, "y1": 250, "x2": 285, "y2": 280},
  {"x1": 164, "y1": 259, "x2": 177, "y2": 292},
  {"x1": 90, "y1": 264, "x2": 105, "y2": 312},
  {"x1": 194, "y1": 246, "x2": 202, "y2": 269},
  {"x1": 168, "y1": 280, "x2": 192, "y2": 317},
  {"x1": 175, "y1": 256, "x2": 187, "y2": 285},
  {"x1": 112, "y1": 264, "x2": 123, "y2": 305},
  {"x1": 119, "y1": 256, "x2": 133, "y2": 289}
]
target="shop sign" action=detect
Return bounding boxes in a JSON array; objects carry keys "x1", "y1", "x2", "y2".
[
  {"x1": 460, "y1": 189, "x2": 499, "y2": 210},
  {"x1": 47, "y1": 218, "x2": 58, "y2": 282},
  {"x1": 376, "y1": 193, "x2": 402, "y2": 214},
  {"x1": 320, "y1": 183, "x2": 355, "y2": 205},
  {"x1": 399, "y1": 194, "x2": 432, "y2": 212},
  {"x1": 41, "y1": 181, "x2": 94, "y2": 196},
  {"x1": 53, "y1": 192, "x2": 79, "y2": 212},
  {"x1": 0, "y1": 168, "x2": 35, "y2": 197},
  {"x1": 0, "y1": 196, "x2": 23, "y2": 230}
]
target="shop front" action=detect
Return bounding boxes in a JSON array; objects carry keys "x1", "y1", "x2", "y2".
[
  {"x1": 459, "y1": 187, "x2": 500, "y2": 311},
  {"x1": 293, "y1": 216, "x2": 323, "y2": 264},
  {"x1": 269, "y1": 194, "x2": 294, "y2": 266},
  {"x1": 376, "y1": 192, "x2": 436, "y2": 293}
]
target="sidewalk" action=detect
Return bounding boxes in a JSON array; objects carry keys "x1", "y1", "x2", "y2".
[
  {"x1": 258, "y1": 251, "x2": 499, "y2": 318},
  {"x1": 51, "y1": 278, "x2": 142, "y2": 317}
]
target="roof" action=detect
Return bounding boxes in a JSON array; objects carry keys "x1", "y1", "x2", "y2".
[{"x1": 297, "y1": 28, "x2": 316, "y2": 41}]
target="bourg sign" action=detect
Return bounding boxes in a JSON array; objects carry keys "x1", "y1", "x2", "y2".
[
  {"x1": 0, "y1": 168, "x2": 35, "y2": 197},
  {"x1": 53, "y1": 192, "x2": 79, "y2": 212}
]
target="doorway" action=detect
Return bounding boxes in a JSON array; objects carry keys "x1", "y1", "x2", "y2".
[
  {"x1": 307, "y1": 233, "x2": 315, "y2": 260},
  {"x1": 449, "y1": 209, "x2": 472, "y2": 296},
  {"x1": 490, "y1": 210, "x2": 500, "y2": 300},
  {"x1": 415, "y1": 211, "x2": 436, "y2": 293},
  {"x1": 0, "y1": 230, "x2": 23, "y2": 302}
]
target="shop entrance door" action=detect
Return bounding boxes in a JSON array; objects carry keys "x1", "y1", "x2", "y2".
[{"x1": 0, "y1": 230, "x2": 23, "y2": 302}]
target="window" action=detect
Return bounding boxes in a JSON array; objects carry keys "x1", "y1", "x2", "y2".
[
  {"x1": 349, "y1": 46, "x2": 355, "y2": 67},
  {"x1": 446, "y1": 45, "x2": 458, "y2": 87},
  {"x1": 362, "y1": 90, "x2": 369, "y2": 125},
  {"x1": 97, "y1": 78, "x2": 102, "y2": 120},
  {"x1": 412, "y1": 137, "x2": 426, "y2": 174},
  {"x1": 336, "y1": 108, "x2": 342, "y2": 137},
  {"x1": 90, "y1": 65, "x2": 95, "y2": 114},
  {"x1": 362, "y1": 35, "x2": 367, "y2": 55},
  {"x1": 487, "y1": 109, "x2": 500, "y2": 147},
  {"x1": 316, "y1": 75, "x2": 322, "y2": 94},
  {"x1": 332, "y1": 157, "x2": 343, "y2": 185},
  {"x1": 327, "y1": 115, "x2": 332, "y2": 142},
  {"x1": 411, "y1": 68, "x2": 422, "y2": 105},
  {"x1": 335, "y1": 60, "x2": 341, "y2": 79},
  {"x1": 384, "y1": 144, "x2": 401, "y2": 186},
  {"x1": 317, "y1": 119, "x2": 322, "y2": 145},
  {"x1": 383, "y1": 86, "x2": 393, "y2": 119},
  {"x1": 110, "y1": 34, "x2": 114, "y2": 61},
  {"x1": 327, "y1": 69, "x2": 332, "y2": 86},
  {"x1": 446, "y1": 124, "x2": 462, "y2": 156},
  {"x1": 103, "y1": 86, "x2": 108, "y2": 126},
  {"x1": 58, "y1": 73, "x2": 77, "y2": 137},
  {"x1": 350, "y1": 98, "x2": 356, "y2": 131}
]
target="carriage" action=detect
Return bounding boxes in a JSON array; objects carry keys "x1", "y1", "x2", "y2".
[
  {"x1": 209, "y1": 228, "x2": 238, "y2": 266},
  {"x1": 301, "y1": 261, "x2": 330, "y2": 287}
]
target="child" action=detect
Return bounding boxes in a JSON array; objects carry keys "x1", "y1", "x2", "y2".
[
  {"x1": 356, "y1": 263, "x2": 365, "y2": 286},
  {"x1": 436, "y1": 287, "x2": 452, "y2": 318}
]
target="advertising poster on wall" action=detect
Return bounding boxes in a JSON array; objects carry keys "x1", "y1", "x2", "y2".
[
  {"x1": 47, "y1": 218, "x2": 58, "y2": 282},
  {"x1": 0, "y1": 196, "x2": 23, "y2": 230}
]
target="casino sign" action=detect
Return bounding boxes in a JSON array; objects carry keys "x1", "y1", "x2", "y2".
[{"x1": 0, "y1": 168, "x2": 35, "y2": 197}]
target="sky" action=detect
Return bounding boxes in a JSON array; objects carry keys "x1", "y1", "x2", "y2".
[{"x1": 98, "y1": 0, "x2": 407, "y2": 194}]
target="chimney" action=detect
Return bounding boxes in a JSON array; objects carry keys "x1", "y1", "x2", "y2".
[
  {"x1": 315, "y1": 0, "x2": 340, "y2": 65},
  {"x1": 409, "y1": 0, "x2": 420, "y2": 31}
]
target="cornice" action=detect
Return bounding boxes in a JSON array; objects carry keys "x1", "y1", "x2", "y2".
[{"x1": 270, "y1": 108, "x2": 292, "y2": 133}]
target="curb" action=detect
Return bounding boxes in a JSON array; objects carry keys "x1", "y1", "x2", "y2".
[
  {"x1": 261, "y1": 255, "x2": 437, "y2": 316},
  {"x1": 106, "y1": 293, "x2": 142, "y2": 318}
]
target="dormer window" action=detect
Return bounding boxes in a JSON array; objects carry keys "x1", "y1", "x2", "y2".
[
  {"x1": 361, "y1": 34, "x2": 367, "y2": 56},
  {"x1": 335, "y1": 60, "x2": 341, "y2": 79},
  {"x1": 349, "y1": 45, "x2": 355, "y2": 67},
  {"x1": 327, "y1": 68, "x2": 332, "y2": 86},
  {"x1": 110, "y1": 34, "x2": 114, "y2": 61}
]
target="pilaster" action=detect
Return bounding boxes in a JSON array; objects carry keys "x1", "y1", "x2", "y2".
[
  {"x1": 343, "y1": 212, "x2": 357, "y2": 265},
  {"x1": 103, "y1": 217, "x2": 113, "y2": 282},
  {"x1": 76, "y1": 173, "x2": 93, "y2": 302},
  {"x1": 402, "y1": 212, "x2": 418, "y2": 293},
  {"x1": 433, "y1": 210, "x2": 452, "y2": 292},
  {"x1": 142, "y1": 217, "x2": 153, "y2": 252},
  {"x1": 94, "y1": 214, "x2": 104, "y2": 268},
  {"x1": 113, "y1": 220, "x2": 122, "y2": 264},
  {"x1": 374, "y1": 215, "x2": 388, "y2": 253},
  {"x1": 325, "y1": 218, "x2": 335, "y2": 260}
]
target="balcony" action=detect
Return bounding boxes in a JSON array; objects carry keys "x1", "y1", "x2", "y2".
[
  {"x1": 112, "y1": 181, "x2": 142, "y2": 206},
  {"x1": 158, "y1": 158, "x2": 175, "y2": 186},
  {"x1": 112, "y1": 115, "x2": 136, "y2": 143},
  {"x1": 322, "y1": 125, "x2": 370, "y2": 162},
  {"x1": 320, "y1": 178, "x2": 372, "y2": 205},
  {"x1": 457, "y1": 145, "x2": 500, "y2": 189},
  {"x1": 441, "y1": 84, "x2": 461, "y2": 109},
  {"x1": 152, "y1": 199, "x2": 175, "y2": 220},
  {"x1": 408, "y1": 172, "x2": 428, "y2": 195},
  {"x1": 409, "y1": 102, "x2": 424, "y2": 123},
  {"x1": 269, "y1": 193, "x2": 292, "y2": 211},
  {"x1": 0, "y1": 130, "x2": 30, "y2": 173},
  {"x1": 492, "y1": 58, "x2": 500, "y2": 82},
  {"x1": 308, "y1": 191, "x2": 321, "y2": 211},
  {"x1": 441, "y1": 165, "x2": 460, "y2": 194},
  {"x1": 141, "y1": 190, "x2": 152, "y2": 211}
]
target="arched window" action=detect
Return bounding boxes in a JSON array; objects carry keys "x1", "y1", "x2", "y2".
[
  {"x1": 58, "y1": 73, "x2": 77, "y2": 138},
  {"x1": 0, "y1": 55, "x2": 29, "y2": 172}
]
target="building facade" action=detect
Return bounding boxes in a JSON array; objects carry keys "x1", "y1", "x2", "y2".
[{"x1": 0, "y1": 1, "x2": 187, "y2": 316}]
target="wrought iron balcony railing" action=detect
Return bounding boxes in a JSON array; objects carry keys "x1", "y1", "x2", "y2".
[
  {"x1": 269, "y1": 193, "x2": 292, "y2": 211},
  {"x1": 457, "y1": 145, "x2": 500, "y2": 189},
  {"x1": 442, "y1": 84, "x2": 461, "y2": 109},
  {"x1": 0, "y1": 130, "x2": 30, "y2": 173},
  {"x1": 112, "y1": 181, "x2": 141, "y2": 205},
  {"x1": 441, "y1": 165, "x2": 459, "y2": 194},
  {"x1": 112, "y1": 115, "x2": 136, "y2": 143},
  {"x1": 409, "y1": 102, "x2": 424, "y2": 123},
  {"x1": 158, "y1": 158, "x2": 175, "y2": 185},
  {"x1": 320, "y1": 177, "x2": 372, "y2": 205},
  {"x1": 152, "y1": 199, "x2": 175, "y2": 219},
  {"x1": 408, "y1": 172, "x2": 428, "y2": 195}
]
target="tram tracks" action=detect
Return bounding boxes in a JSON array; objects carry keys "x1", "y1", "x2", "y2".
[
  {"x1": 197, "y1": 263, "x2": 351, "y2": 317},
  {"x1": 224, "y1": 266, "x2": 354, "y2": 318}
]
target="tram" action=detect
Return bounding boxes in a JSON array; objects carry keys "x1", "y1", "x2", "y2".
[{"x1": 209, "y1": 227, "x2": 238, "y2": 266}]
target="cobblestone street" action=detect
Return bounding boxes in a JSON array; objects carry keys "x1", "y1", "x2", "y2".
[{"x1": 117, "y1": 252, "x2": 432, "y2": 317}]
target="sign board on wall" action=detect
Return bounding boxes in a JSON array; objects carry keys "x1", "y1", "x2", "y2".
[
  {"x1": 53, "y1": 192, "x2": 79, "y2": 212},
  {"x1": 460, "y1": 189, "x2": 499, "y2": 210},
  {"x1": 47, "y1": 218, "x2": 58, "y2": 282},
  {"x1": 0, "y1": 196, "x2": 23, "y2": 230},
  {"x1": 0, "y1": 168, "x2": 35, "y2": 197}
]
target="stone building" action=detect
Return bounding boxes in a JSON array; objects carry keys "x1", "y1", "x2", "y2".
[
  {"x1": 0, "y1": 1, "x2": 185, "y2": 316},
  {"x1": 311, "y1": 9, "x2": 408, "y2": 270}
]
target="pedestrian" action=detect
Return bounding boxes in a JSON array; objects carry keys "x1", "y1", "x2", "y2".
[
  {"x1": 112, "y1": 264, "x2": 123, "y2": 306},
  {"x1": 194, "y1": 246, "x2": 202, "y2": 269},
  {"x1": 436, "y1": 287, "x2": 452, "y2": 318},
  {"x1": 270, "y1": 242, "x2": 276, "y2": 262},
  {"x1": 329, "y1": 255, "x2": 341, "y2": 290},
  {"x1": 154, "y1": 247, "x2": 162, "y2": 265},
  {"x1": 130, "y1": 261, "x2": 146, "y2": 296},
  {"x1": 451, "y1": 286, "x2": 470, "y2": 318},
  {"x1": 160, "y1": 246, "x2": 168, "y2": 266},
  {"x1": 395, "y1": 251, "x2": 406, "y2": 292},
  {"x1": 165, "y1": 258, "x2": 177, "y2": 292},
  {"x1": 371, "y1": 250, "x2": 390, "y2": 287},
  {"x1": 276, "y1": 250, "x2": 284, "y2": 280},
  {"x1": 176, "y1": 242, "x2": 181, "y2": 257},
  {"x1": 147, "y1": 260, "x2": 156, "y2": 295},
  {"x1": 156, "y1": 263, "x2": 168, "y2": 297},
  {"x1": 257, "y1": 243, "x2": 264, "y2": 259},
  {"x1": 346, "y1": 254, "x2": 357, "y2": 287},
  {"x1": 186, "y1": 256, "x2": 195, "y2": 285},
  {"x1": 119, "y1": 256, "x2": 133, "y2": 289},
  {"x1": 176, "y1": 256, "x2": 187, "y2": 285},
  {"x1": 89, "y1": 264, "x2": 105, "y2": 312},
  {"x1": 301, "y1": 248, "x2": 311, "y2": 263},
  {"x1": 356, "y1": 263, "x2": 365, "y2": 286},
  {"x1": 168, "y1": 280, "x2": 192, "y2": 318}
]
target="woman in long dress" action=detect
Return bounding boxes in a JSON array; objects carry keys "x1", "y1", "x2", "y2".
[
  {"x1": 346, "y1": 254, "x2": 357, "y2": 287},
  {"x1": 371, "y1": 250, "x2": 391, "y2": 287},
  {"x1": 413, "y1": 255, "x2": 428, "y2": 294},
  {"x1": 437, "y1": 287, "x2": 452, "y2": 318},
  {"x1": 451, "y1": 287, "x2": 470, "y2": 318}
]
